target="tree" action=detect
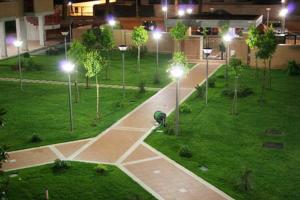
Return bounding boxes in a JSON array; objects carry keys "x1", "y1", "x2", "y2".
[
  {"x1": 68, "y1": 41, "x2": 87, "y2": 102},
  {"x1": 170, "y1": 22, "x2": 187, "y2": 51},
  {"x1": 264, "y1": 27, "x2": 277, "y2": 89},
  {"x1": 170, "y1": 51, "x2": 188, "y2": 68},
  {"x1": 83, "y1": 51, "x2": 106, "y2": 119},
  {"x1": 0, "y1": 108, "x2": 6, "y2": 128},
  {"x1": 99, "y1": 25, "x2": 115, "y2": 79},
  {"x1": 256, "y1": 27, "x2": 276, "y2": 102},
  {"x1": 229, "y1": 56, "x2": 242, "y2": 115},
  {"x1": 132, "y1": 26, "x2": 148, "y2": 72},
  {"x1": 246, "y1": 25, "x2": 260, "y2": 78}
]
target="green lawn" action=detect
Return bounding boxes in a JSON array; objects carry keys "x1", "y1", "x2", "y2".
[
  {"x1": 0, "y1": 81, "x2": 154, "y2": 150},
  {"x1": 146, "y1": 67, "x2": 300, "y2": 199},
  {"x1": 4, "y1": 162, "x2": 155, "y2": 200},
  {"x1": 0, "y1": 51, "x2": 173, "y2": 88}
]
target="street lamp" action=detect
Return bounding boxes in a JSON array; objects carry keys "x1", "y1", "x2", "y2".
[
  {"x1": 119, "y1": 45, "x2": 128, "y2": 99},
  {"x1": 279, "y1": 8, "x2": 288, "y2": 34},
  {"x1": 186, "y1": 8, "x2": 193, "y2": 14},
  {"x1": 162, "y1": 5, "x2": 168, "y2": 32},
  {"x1": 203, "y1": 48, "x2": 212, "y2": 105},
  {"x1": 178, "y1": 9, "x2": 185, "y2": 17},
  {"x1": 61, "y1": 31, "x2": 69, "y2": 60},
  {"x1": 61, "y1": 61, "x2": 75, "y2": 132},
  {"x1": 170, "y1": 64, "x2": 184, "y2": 136},
  {"x1": 266, "y1": 8, "x2": 271, "y2": 27},
  {"x1": 153, "y1": 30, "x2": 162, "y2": 74},
  {"x1": 108, "y1": 18, "x2": 116, "y2": 27},
  {"x1": 223, "y1": 32, "x2": 233, "y2": 80},
  {"x1": 13, "y1": 40, "x2": 23, "y2": 91}
]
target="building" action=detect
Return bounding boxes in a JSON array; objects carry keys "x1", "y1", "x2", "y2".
[{"x1": 0, "y1": 0, "x2": 57, "y2": 58}]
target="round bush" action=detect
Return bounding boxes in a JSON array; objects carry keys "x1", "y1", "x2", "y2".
[
  {"x1": 95, "y1": 164, "x2": 108, "y2": 174},
  {"x1": 179, "y1": 145, "x2": 193, "y2": 158}
]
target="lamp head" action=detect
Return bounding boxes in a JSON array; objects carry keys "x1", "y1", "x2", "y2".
[
  {"x1": 68, "y1": 1, "x2": 72, "y2": 6},
  {"x1": 108, "y1": 18, "x2": 116, "y2": 27},
  {"x1": 153, "y1": 30, "x2": 162, "y2": 40},
  {"x1": 178, "y1": 9, "x2": 185, "y2": 17},
  {"x1": 118, "y1": 45, "x2": 128, "y2": 52},
  {"x1": 223, "y1": 33, "x2": 233, "y2": 43},
  {"x1": 13, "y1": 40, "x2": 23, "y2": 47},
  {"x1": 186, "y1": 8, "x2": 193, "y2": 14},
  {"x1": 162, "y1": 6, "x2": 168, "y2": 12},
  {"x1": 266, "y1": 8, "x2": 271, "y2": 11},
  {"x1": 170, "y1": 65, "x2": 184, "y2": 79},
  {"x1": 61, "y1": 31, "x2": 69, "y2": 36},
  {"x1": 61, "y1": 61, "x2": 75, "y2": 73},
  {"x1": 203, "y1": 48, "x2": 212, "y2": 57},
  {"x1": 279, "y1": 8, "x2": 288, "y2": 17}
]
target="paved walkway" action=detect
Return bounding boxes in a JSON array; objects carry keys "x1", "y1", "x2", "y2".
[
  {"x1": 2, "y1": 61, "x2": 233, "y2": 200},
  {"x1": 0, "y1": 77, "x2": 161, "y2": 91}
]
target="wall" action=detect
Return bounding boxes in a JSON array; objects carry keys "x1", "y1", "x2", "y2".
[
  {"x1": 34, "y1": 0, "x2": 54, "y2": 14},
  {"x1": 249, "y1": 44, "x2": 300, "y2": 69},
  {"x1": 0, "y1": 0, "x2": 23, "y2": 18},
  {"x1": 230, "y1": 36, "x2": 248, "y2": 63}
]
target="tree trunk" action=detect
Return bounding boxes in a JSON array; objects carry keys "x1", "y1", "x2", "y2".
[
  {"x1": 137, "y1": 46, "x2": 141, "y2": 72},
  {"x1": 255, "y1": 54, "x2": 258, "y2": 79},
  {"x1": 74, "y1": 68, "x2": 80, "y2": 103},
  {"x1": 260, "y1": 60, "x2": 267, "y2": 102},
  {"x1": 86, "y1": 76, "x2": 89, "y2": 89},
  {"x1": 268, "y1": 57, "x2": 272, "y2": 89},
  {"x1": 232, "y1": 76, "x2": 238, "y2": 115},
  {"x1": 96, "y1": 75, "x2": 100, "y2": 119}
]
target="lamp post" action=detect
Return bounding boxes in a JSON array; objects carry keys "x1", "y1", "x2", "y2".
[
  {"x1": 153, "y1": 30, "x2": 162, "y2": 74},
  {"x1": 279, "y1": 8, "x2": 288, "y2": 34},
  {"x1": 203, "y1": 48, "x2": 212, "y2": 105},
  {"x1": 170, "y1": 65, "x2": 184, "y2": 136},
  {"x1": 13, "y1": 40, "x2": 23, "y2": 91},
  {"x1": 61, "y1": 31, "x2": 69, "y2": 60},
  {"x1": 162, "y1": 5, "x2": 168, "y2": 32},
  {"x1": 61, "y1": 61, "x2": 75, "y2": 132},
  {"x1": 266, "y1": 8, "x2": 271, "y2": 27},
  {"x1": 223, "y1": 33, "x2": 233, "y2": 81},
  {"x1": 119, "y1": 45, "x2": 128, "y2": 99}
]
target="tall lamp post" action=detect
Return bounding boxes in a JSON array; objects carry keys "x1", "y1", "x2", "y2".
[
  {"x1": 223, "y1": 33, "x2": 233, "y2": 81},
  {"x1": 13, "y1": 40, "x2": 23, "y2": 91},
  {"x1": 162, "y1": 5, "x2": 168, "y2": 32},
  {"x1": 279, "y1": 8, "x2": 288, "y2": 34},
  {"x1": 170, "y1": 65, "x2": 184, "y2": 136},
  {"x1": 61, "y1": 61, "x2": 75, "y2": 132},
  {"x1": 266, "y1": 8, "x2": 271, "y2": 27},
  {"x1": 153, "y1": 30, "x2": 162, "y2": 74},
  {"x1": 203, "y1": 48, "x2": 212, "y2": 105},
  {"x1": 61, "y1": 31, "x2": 69, "y2": 60},
  {"x1": 119, "y1": 45, "x2": 128, "y2": 99}
]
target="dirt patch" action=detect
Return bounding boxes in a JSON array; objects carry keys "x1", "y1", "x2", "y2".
[
  {"x1": 263, "y1": 142, "x2": 284, "y2": 149},
  {"x1": 264, "y1": 128, "x2": 285, "y2": 136}
]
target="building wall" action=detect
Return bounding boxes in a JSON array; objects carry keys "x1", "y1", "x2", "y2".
[
  {"x1": 0, "y1": 0, "x2": 23, "y2": 18},
  {"x1": 34, "y1": 0, "x2": 54, "y2": 14}
]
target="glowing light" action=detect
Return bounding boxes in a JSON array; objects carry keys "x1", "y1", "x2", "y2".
[
  {"x1": 153, "y1": 31, "x2": 162, "y2": 40},
  {"x1": 13, "y1": 40, "x2": 23, "y2": 47},
  {"x1": 223, "y1": 33, "x2": 233, "y2": 42},
  {"x1": 170, "y1": 65, "x2": 184, "y2": 79},
  {"x1": 279, "y1": 8, "x2": 288, "y2": 17},
  {"x1": 108, "y1": 18, "x2": 116, "y2": 26},
  {"x1": 162, "y1": 6, "x2": 168, "y2": 12},
  {"x1": 186, "y1": 8, "x2": 193, "y2": 14},
  {"x1": 61, "y1": 61, "x2": 75, "y2": 73},
  {"x1": 178, "y1": 9, "x2": 185, "y2": 17}
]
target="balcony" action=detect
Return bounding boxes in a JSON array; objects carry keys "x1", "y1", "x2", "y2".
[
  {"x1": 24, "y1": 0, "x2": 53, "y2": 15},
  {"x1": 0, "y1": 0, "x2": 23, "y2": 18}
]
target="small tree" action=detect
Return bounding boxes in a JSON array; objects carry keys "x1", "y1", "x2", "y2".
[
  {"x1": 246, "y1": 25, "x2": 260, "y2": 78},
  {"x1": 0, "y1": 108, "x2": 6, "y2": 128},
  {"x1": 68, "y1": 41, "x2": 87, "y2": 102},
  {"x1": 132, "y1": 26, "x2": 148, "y2": 72},
  {"x1": 229, "y1": 56, "x2": 242, "y2": 115},
  {"x1": 99, "y1": 25, "x2": 115, "y2": 79},
  {"x1": 83, "y1": 51, "x2": 106, "y2": 119},
  {"x1": 170, "y1": 22, "x2": 187, "y2": 51},
  {"x1": 170, "y1": 51, "x2": 188, "y2": 68}
]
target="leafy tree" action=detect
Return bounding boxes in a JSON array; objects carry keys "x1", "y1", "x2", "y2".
[
  {"x1": 132, "y1": 26, "x2": 148, "y2": 72},
  {"x1": 82, "y1": 29, "x2": 97, "y2": 51},
  {"x1": 99, "y1": 25, "x2": 115, "y2": 79},
  {"x1": 170, "y1": 22, "x2": 187, "y2": 51},
  {"x1": 229, "y1": 56, "x2": 243, "y2": 115},
  {"x1": 68, "y1": 41, "x2": 87, "y2": 102},
  {"x1": 256, "y1": 27, "x2": 276, "y2": 101},
  {"x1": 83, "y1": 51, "x2": 106, "y2": 119},
  {"x1": 0, "y1": 108, "x2": 6, "y2": 128},
  {"x1": 0, "y1": 145, "x2": 8, "y2": 169},
  {"x1": 170, "y1": 51, "x2": 188, "y2": 68},
  {"x1": 246, "y1": 25, "x2": 260, "y2": 78}
]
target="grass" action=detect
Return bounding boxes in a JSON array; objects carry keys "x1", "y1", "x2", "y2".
[
  {"x1": 0, "y1": 81, "x2": 154, "y2": 150},
  {"x1": 0, "y1": 50, "x2": 174, "y2": 88},
  {"x1": 146, "y1": 66, "x2": 300, "y2": 200},
  {"x1": 4, "y1": 162, "x2": 155, "y2": 200}
]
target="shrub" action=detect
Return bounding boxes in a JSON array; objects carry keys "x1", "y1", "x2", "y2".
[
  {"x1": 179, "y1": 145, "x2": 192, "y2": 158},
  {"x1": 23, "y1": 52, "x2": 30, "y2": 58},
  {"x1": 138, "y1": 80, "x2": 146, "y2": 93},
  {"x1": 0, "y1": 175, "x2": 9, "y2": 198},
  {"x1": 94, "y1": 164, "x2": 108, "y2": 174},
  {"x1": 237, "y1": 168, "x2": 253, "y2": 192},
  {"x1": 30, "y1": 134, "x2": 42, "y2": 143},
  {"x1": 153, "y1": 73, "x2": 160, "y2": 84},
  {"x1": 22, "y1": 57, "x2": 42, "y2": 71},
  {"x1": 180, "y1": 103, "x2": 192, "y2": 113},
  {"x1": 208, "y1": 77, "x2": 216, "y2": 88},
  {"x1": 52, "y1": 159, "x2": 71, "y2": 172},
  {"x1": 222, "y1": 87, "x2": 254, "y2": 98},
  {"x1": 195, "y1": 84, "x2": 205, "y2": 98},
  {"x1": 287, "y1": 60, "x2": 300, "y2": 76},
  {"x1": 0, "y1": 145, "x2": 9, "y2": 169}
]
